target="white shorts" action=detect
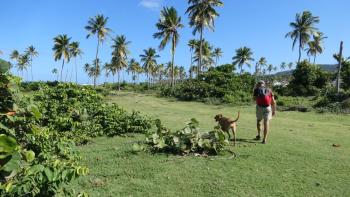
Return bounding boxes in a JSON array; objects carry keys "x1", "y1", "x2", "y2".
[{"x1": 256, "y1": 105, "x2": 272, "y2": 121}]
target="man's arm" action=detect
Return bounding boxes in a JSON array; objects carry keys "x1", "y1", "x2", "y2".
[
  {"x1": 271, "y1": 92, "x2": 276, "y2": 116},
  {"x1": 253, "y1": 88, "x2": 257, "y2": 101}
]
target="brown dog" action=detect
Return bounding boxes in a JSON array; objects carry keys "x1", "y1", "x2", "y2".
[{"x1": 214, "y1": 112, "x2": 240, "y2": 146}]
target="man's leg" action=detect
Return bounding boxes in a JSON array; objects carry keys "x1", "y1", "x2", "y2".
[
  {"x1": 256, "y1": 120, "x2": 262, "y2": 138},
  {"x1": 255, "y1": 105, "x2": 262, "y2": 140},
  {"x1": 262, "y1": 119, "x2": 270, "y2": 143}
]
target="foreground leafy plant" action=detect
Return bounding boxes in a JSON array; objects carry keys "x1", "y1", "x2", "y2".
[
  {"x1": 0, "y1": 74, "x2": 87, "y2": 196},
  {"x1": 146, "y1": 119, "x2": 229, "y2": 155}
]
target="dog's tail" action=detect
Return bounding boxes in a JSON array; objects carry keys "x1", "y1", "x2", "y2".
[{"x1": 230, "y1": 111, "x2": 240, "y2": 123}]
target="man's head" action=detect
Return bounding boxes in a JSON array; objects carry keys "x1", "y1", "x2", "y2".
[{"x1": 257, "y1": 80, "x2": 265, "y2": 88}]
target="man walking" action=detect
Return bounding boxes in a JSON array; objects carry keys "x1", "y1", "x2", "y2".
[{"x1": 253, "y1": 80, "x2": 276, "y2": 144}]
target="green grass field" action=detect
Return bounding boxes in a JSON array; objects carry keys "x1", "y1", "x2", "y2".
[{"x1": 72, "y1": 92, "x2": 350, "y2": 197}]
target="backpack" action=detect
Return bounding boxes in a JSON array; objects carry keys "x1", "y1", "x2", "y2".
[{"x1": 254, "y1": 87, "x2": 272, "y2": 107}]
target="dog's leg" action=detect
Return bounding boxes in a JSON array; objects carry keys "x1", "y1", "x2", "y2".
[{"x1": 232, "y1": 126, "x2": 236, "y2": 146}]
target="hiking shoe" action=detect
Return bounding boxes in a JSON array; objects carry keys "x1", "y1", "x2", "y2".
[{"x1": 254, "y1": 135, "x2": 261, "y2": 140}]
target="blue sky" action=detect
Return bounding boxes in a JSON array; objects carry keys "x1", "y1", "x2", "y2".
[{"x1": 1, "y1": 0, "x2": 350, "y2": 83}]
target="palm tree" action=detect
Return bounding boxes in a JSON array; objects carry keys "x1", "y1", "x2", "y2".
[
  {"x1": 285, "y1": 11, "x2": 320, "y2": 64},
  {"x1": 179, "y1": 66, "x2": 186, "y2": 81},
  {"x1": 25, "y1": 45, "x2": 38, "y2": 81},
  {"x1": 10, "y1": 50, "x2": 19, "y2": 61},
  {"x1": 136, "y1": 64, "x2": 144, "y2": 84},
  {"x1": 84, "y1": 63, "x2": 93, "y2": 83},
  {"x1": 110, "y1": 35, "x2": 131, "y2": 91},
  {"x1": 288, "y1": 62, "x2": 294, "y2": 70},
  {"x1": 52, "y1": 34, "x2": 71, "y2": 81},
  {"x1": 128, "y1": 59, "x2": 141, "y2": 84},
  {"x1": 174, "y1": 66, "x2": 180, "y2": 84},
  {"x1": 69, "y1": 41, "x2": 83, "y2": 83},
  {"x1": 154, "y1": 6, "x2": 184, "y2": 88},
  {"x1": 267, "y1": 64, "x2": 274, "y2": 75},
  {"x1": 306, "y1": 32, "x2": 327, "y2": 64},
  {"x1": 213, "y1": 48, "x2": 223, "y2": 66},
  {"x1": 189, "y1": 65, "x2": 196, "y2": 79},
  {"x1": 10, "y1": 50, "x2": 20, "y2": 75},
  {"x1": 18, "y1": 54, "x2": 30, "y2": 79},
  {"x1": 280, "y1": 62, "x2": 287, "y2": 71},
  {"x1": 232, "y1": 47, "x2": 254, "y2": 74},
  {"x1": 85, "y1": 14, "x2": 111, "y2": 87},
  {"x1": 186, "y1": 0, "x2": 224, "y2": 75},
  {"x1": 103, "y1": 62, "x2": 112, "y2": 82},
  {"x1": 193, "y1": 40, "x2": 214, "y2": 71},
  {"x1": 85, "y1": 60, "x2": 101, "y2": 84},
  {"x1": 140, "y1": 48, "x2": 160, "y2": 86},
  {"x1": 188, "y1": 39, "x2": 198, "y2": 74},
  {"x1": 155, "y1": 63, "x2": 165, "y2": 84},
  {"x1": 256, "y1": 57, "x2": 267, "y2": 76},
  {"x1": 52, "y1": 68, "x2": 59, "y2": 81}
]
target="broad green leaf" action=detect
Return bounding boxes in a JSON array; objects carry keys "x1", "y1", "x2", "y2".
[
  {"x1": 0, "y1": 123, "x2": 8, "y2": 130},
  {"x1": 0, "y1": 134, "x2": 18, "y2": 153},
  {"x1": 173, "y1": 136, "x2": 180, "y2": 145},
  {"x1": 1, "y1": 152, "x2": 21, "y2": 172},
  {"x1": 157, "y1": 138, "x2": 166, "y2": 149},
  {"x1": 132, "y1": 143, "x2": 142, "y2": 152},
  {"x1": 44, "y1": 168, "x2": 54, "y2": 182},
  {"x1": 23, "y1": 150, "x2": 35, "y2": 162},
  {"x1": 28, "y1": 105, "x2": 42, "y2": 120}
]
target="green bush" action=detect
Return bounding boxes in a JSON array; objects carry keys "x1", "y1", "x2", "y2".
[
  {"x1": 33, "y1": 83, "x2": 152, "y2": 144},
  {"x1": 145, "y1": 119, "x2": 229, "y2": 155},
  {"x1": 0, "y1": 73, "x2": 87, "y2": 196},
  {"x1": 275, "y1": 96, "x2": 313, "y2": 112},
  {"x1": 160, "y1": 64, "x2": 255, "y2": 105},
  {"x1": 288, "y1": 61, "x2": 331, "y2": 96},
  {"x1": 314, "y1": 86, "x2": 350, "y2": 113}
]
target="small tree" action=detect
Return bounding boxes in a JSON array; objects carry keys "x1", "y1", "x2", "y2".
[{"x1": 288, "y1": 60, "x2": 328, "y2": 96}]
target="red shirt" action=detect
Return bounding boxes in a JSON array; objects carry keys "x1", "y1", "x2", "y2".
[{"x1": 254, "y1": 87, "x2": 273, "y2": 107}]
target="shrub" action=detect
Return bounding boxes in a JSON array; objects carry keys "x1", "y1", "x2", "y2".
[
  {"x1": 33, "y1": 83, "x2": 152, "y2": 144},
  {"x1": 145, "y1": 119, "x2": 229, "y2": 155},
  {"x1": 276, "y1": 96, "x2": 314, "y2": 112},
  {"x1": 314, "y1": 86, "x2": 350, "y2": 113},
  {"x1": 341, "y1": 59, "x2": 350, "y2": 90},
  {"x1": 0, "y1": 73, "x2": 87, "y2": 196},
  {"x1": 160, "y1": 64, "x2": 255, "y2": 105},
  {"x1": 288, "y1": 61, "x2": 331, "y2": 96}
]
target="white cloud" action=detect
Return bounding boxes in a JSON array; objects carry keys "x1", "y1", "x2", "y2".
[{"x1": 139, "y1": 0, "x2": 163, "y2": 10}]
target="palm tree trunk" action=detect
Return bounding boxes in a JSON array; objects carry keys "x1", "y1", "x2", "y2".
[
  {"x1": 117, "y1": 70, "x2": 120, "y2": 91},
  {"x1": 149, "y1": 73, "x2": 151, "y2": 86},
  {"x1": 30, "y1": 60, "x2": 33, "y2": 81},
  {"x1": 190, "y1": 50, "x2": 193, "y2": 70},
  {"x1": 313, "y1": 55, "x2": 316, "y2": 65},
  {"x1": 94, "y1": 38, "x2": 100, "y2": 88},
  {"x1": 65, "y1": 65, "x2": 69, "y2": 82},
  {"x1": 337, "y1": 41, "x2": 343, "y2": 94},
  {"x1": 171, "y1": 39, "x2": 176, "y2": 88},
  {"x1": 60, "y1": 59, "x2": 65, "y2": 81},
  {"x1": 198, "y1": 26, "x2": 203, "y2": 77},
  {"x1": 75, "y1": 58, "x2": 78, "y2": 84},
  {"x1": 298, "y1": 37, "x2": 302, "y2": 64}
]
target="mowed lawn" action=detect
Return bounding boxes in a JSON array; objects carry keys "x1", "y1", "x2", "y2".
[{"x1": 72, "y1": 92, "x2": 350, "y2": 197}]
